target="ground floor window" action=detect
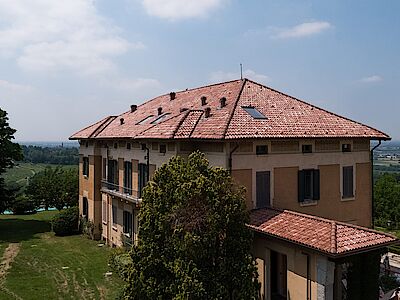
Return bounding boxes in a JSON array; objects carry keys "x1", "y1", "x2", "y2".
[
  {"x1": 82, "y1": 197, "x2": 88, "y2": 220},
  {"x1": 123, "y1": 211, "x2": 133, "y2": 237},
  {"x1": 112, "y1": 205, "x2": 117, "y2": 227},
  {"x1": 102, "y1": 200, "x2": 107, "y2": 223}
]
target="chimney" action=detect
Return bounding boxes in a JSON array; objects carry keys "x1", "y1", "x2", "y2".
[
  {"x1": 204, "y1": 107, "x2": 211, "y2": 118},
  {"x1": 220, "y1": 97, "x2": 227, "y2": 108},
  {"x1": 201, "y1": 96, "x2": 207, "y2": 106},
  {"x1": 169, "y1": 92, "x2": 176, "y2": 100},
  {"x1": 130, "y1": 104, "x2": 137, "y2": 112},
  {"x1": 158, "y1": 107, "x2": 163, "y2": 115},
  {"x1": 120, "y1": 118, "x2": 124, "y2": 125}
]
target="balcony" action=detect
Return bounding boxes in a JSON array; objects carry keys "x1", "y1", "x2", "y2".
[{"x1": 101, "y1": 180, "x2": 141, "y2": 204}]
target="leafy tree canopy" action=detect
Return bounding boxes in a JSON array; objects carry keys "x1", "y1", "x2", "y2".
[
  {"x1": 0, "y1": 108, "x2": 23, "y2": 212},
  {"x1": 374, "y1": 173, "x2": 400, "y2": 228},
  {"x1": 120, "y1": 151, "x2": 259, "y2": 300}
]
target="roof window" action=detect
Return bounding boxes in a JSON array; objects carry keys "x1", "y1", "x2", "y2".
[
  {"x1": 151, "y1": 113, "x2": 170, "y2": 124},
  {"x1": 137, "y1": 115, "x2": 154, "y2": 125},
  {"x1": 242, "y1": 106, "x2": 267, "y2": 119}
]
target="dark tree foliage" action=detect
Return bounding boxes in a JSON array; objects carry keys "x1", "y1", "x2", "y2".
[
  {"x1": 25, "y1": 167, "x2": 78, "y2": 210},
  {"x1": 374, "y1": 174, "x2": 400, "y2": 228},
  {"x1": 0, "y1": 108, "x2": 23, "y2": 212},
  {"x1": 21, "y1": 145, "x2": 78, "y2": 165},
  {"x1": 120, "y1": 151, "x2": 259, "y2": 300}
]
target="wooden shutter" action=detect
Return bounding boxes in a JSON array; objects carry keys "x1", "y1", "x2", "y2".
[
  {"x1": 256, "y1": 171, "x2": 270, "y2": 208},
  {"x1": 343, "y1": 166, "x2": 354, "y2": 198},
  {"x1": 313, "y1": 169, "x2": 320, "y2": 200},
  {"x1": 298, "y1": 170, "x2": 305, "y2": 202}
]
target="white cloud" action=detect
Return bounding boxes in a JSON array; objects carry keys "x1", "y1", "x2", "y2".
[
  {"x1": 271, "y1": 21, "x2": 332, "y2": 39},
  {"x1": 358, "y1": 75, "x2": 383, "y2": 83},
  {"x1": 0, "y1": 0, "x2": 143, "y2": 75},
  {"x1": 210, "y1": 69, "x2": 270, "y2": 84},
  {"x1": 0, "y1": 79, "x2": 32, "y2": 92},
  {"x1": 141, "y1": 0, "x2": 225, "y2": 21}
]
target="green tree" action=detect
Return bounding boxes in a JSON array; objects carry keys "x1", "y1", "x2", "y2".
[
  {"x1": 26, "y1": 167, "x2": 78, "y2": 210},
  {"x1": 120, "y1": 152, "x2": 259, "y2": 300},
  {"x1": 374, "y1": 174, "x2": 400, "y2": 228},
  {"x1": 0, "y1": 108, "x2": 23, "y2": 212}
]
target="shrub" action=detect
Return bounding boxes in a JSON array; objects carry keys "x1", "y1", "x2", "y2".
[
  {"x1": 80, "y1": 217, "x2": 95, "y2": 239},
  {"x1": 10, "y1": 195, "x2": 38, "y2": 214},
  {"x1": 51, "y1": 206, "x2": 79, "y2": 236},
  {"x1": 109, "y1": 248, "x2": 132, "y2": 278}
]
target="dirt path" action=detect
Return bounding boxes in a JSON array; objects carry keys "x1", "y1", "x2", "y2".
[{"x1": 0, "y1": 243, "x2": 23, "y2": 300}]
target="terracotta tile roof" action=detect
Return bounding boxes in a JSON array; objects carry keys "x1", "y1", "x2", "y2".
[
  {"x1": 249, "y1": 208, "x2": 397, "y2": 257},
  {"x1": 70, "y1": 79, "x2": 390, "y2": 140}
]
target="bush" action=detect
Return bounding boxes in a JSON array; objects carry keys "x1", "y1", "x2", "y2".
[
  {"x1": 51, "y1": 206, "x2": 79, "y2": 236},
  {"x1": 109, "y1": 248, "x2": 132, "y2": 278},
  {"x1": 10, "y1": 195, "x2": 38, "y2": 214},
  {"x1": 80, "y1": 217, "x2": 95, "y2": 239}
]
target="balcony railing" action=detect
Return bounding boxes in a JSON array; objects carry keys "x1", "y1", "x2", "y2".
[{"x1": 101, "y1": 180, "x2": 141, "y2": 203}]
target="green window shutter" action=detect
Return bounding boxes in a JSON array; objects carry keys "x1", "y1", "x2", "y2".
[
  {"x1": 313, "y1": 169, "x2": 320, "y2": 200},
  {"x1": 298, "y1": 170, "x2": 305, "y2": 202}
]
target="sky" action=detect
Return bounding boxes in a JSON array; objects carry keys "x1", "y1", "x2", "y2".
[{"x1": 0, "y1": 0, "x2": 399, "y2": 141}]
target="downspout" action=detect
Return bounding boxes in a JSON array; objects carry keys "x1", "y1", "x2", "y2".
[
  {"x1": 141, "y1": 143, "x2": 150, "y2": 182},
  {"x1": 371, "y1": 139, "x2": 382, "y2": 228},
  {"x1": 302, "y1": 252, "x2": 311, "y2": 300},
  {"x1": 228, "y1": 144, "x2": 239, "y2": 174}
]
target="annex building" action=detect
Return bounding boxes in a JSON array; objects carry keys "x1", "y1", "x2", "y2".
[{"x1": 70, "y1": 78, "x2": 397, "y2": 299}]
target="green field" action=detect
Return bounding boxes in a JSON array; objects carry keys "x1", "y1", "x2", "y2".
[
  {"x1": 0, "y1": 211, "x2": 123, "y2": 300},
  {"x1": 2, "y1": 162, "x2": 78, "y2": 188}
]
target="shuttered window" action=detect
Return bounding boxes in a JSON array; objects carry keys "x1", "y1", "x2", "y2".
[
  {"x1": 298, "y1": 169, "x2": 320, "y2": 202},
  {"x1": 112, "y1": 205, "x2": 117, "y2": 226},
  {"x1": 343, "y1": 166, "x2": 354, "y2": 198},
  {"x1": 124, "y1": 161, "x2": 132, "y2": 194},
  {"x1": 83, "y1": 157, "x2": 89, "y2": 176}
]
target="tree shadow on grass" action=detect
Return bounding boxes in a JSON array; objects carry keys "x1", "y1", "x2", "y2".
[{"x1": 0, "y1": 219, "x2": 51, "y2": 243}]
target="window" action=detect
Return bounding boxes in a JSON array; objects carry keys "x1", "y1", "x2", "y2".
[
  {"x1": 123, "y1": 211, "x2": 133, "y2": 237},
  {"x1": 242, "y1": 106, "x2": 267, "y2": 119},
  {"x1": 138, "y1": 163, "x2": 148, "y2": 198},
  {"x1": 302, "y1": 144, "x2": 312, "y2": 153},
  {"x1": 127, "y1": 143, "x2": 131, "y2": 150},
  {"x1": 343, "y1": 166, "x2": 354, "y2": 198},
  {"x1": 256, "y1": 145, "x2": 268, "y2": 155},
  {"x1": 151, "y1": 113, "x2": 170, "y2": 124},
  {"x1": 160, "y1": 144, "x2": 166, "y2": 154},
  {"x1": 137, "y1": 115, "x2": 154, "y2": 125},
  {"x1": 124, "y1": 161, "x2": 132, "y2": 194},
  {"x1": 113, "y1": 142, "x2": 118, "y2": 149},
  {"x1": 83, "y1": 157, "x2": 89, "y2": 177},
  {"x1": 256, "y1": 171, "x2": 271, "y2": 208},
  {"x1": 342, "y1": 143, "x2": 351, "y2": 152},
  {"x1": 112, "y1": 205, "x2": 117, "y2": 227},
  {"x1": 107, "y1": 160, "x2": 119, "y2": 189},
  {"x1": 82, "y1": 197, "x2": 88, "y2": 220},
  {"x1": 102, "y1": 200, "x2": 107, "y2": 223},
  {"x1": 298, "y1": 169, "x2": 320, "y2": 202}
]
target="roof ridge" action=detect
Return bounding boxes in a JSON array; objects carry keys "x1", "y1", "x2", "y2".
[
  {"x1": 330, "y1": 221, "x2": 337, "y2": 254},
  {"x1": 222, "y1": 79, "x2": 247, "y2": 138},
  {"x1": 90, "y1": 116, "x2": 117, "y2": 138},
  {"x1": 69, "y1": 115, "x2": 116, "y2": 139},
  {"x1": 188, "y1": 110, "x2": 204, "y2": 138},
  {"x1": 245, "y1": 78, "x2": 390, "y2": 140}
]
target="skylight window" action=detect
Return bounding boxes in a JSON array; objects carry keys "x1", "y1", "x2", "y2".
[
  {"x1": 137, "y1": 115, "x2": 154, "y2": 125},
  {"x1": 151, "y1": 113, "x2": 170, "y2": 124},
  {"x1": 242, "y1": 106, "x2": 267, "y2": 119}
]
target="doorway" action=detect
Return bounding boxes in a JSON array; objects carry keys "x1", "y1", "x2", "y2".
[{"x1": 271, "y1": 251, "x2": 287, "y2": 300}]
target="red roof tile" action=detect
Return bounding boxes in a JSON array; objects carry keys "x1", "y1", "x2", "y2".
[
  {"x1": 249, "y1": 208, "x2": 397, "y2": 257},
  {"x1": 70, "y1": 79, "x2": 390, "y2": 140}
]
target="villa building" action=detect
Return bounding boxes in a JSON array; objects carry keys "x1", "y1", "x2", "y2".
[{"x1": 70, "y1": 78, "x2": 397, "y2": 300}]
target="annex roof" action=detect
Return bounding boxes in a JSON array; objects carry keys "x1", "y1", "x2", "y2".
[
  {"x1": 70, "y1": 79, "x2": 389, "y2": 140},
  {"x1": 249, "y1": 208, "x2": 397, "y2": 257}
]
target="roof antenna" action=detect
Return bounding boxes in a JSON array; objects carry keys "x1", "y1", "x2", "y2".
[{"x1": 240, "y1": 63, "x2": 243, "y2": 80}]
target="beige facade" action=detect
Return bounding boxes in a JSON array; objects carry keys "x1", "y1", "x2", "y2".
[{"x1": 77, "y1": 137, "x2": 375, "y2": 299}]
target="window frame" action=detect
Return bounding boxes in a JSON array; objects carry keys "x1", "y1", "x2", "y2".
[
  {"x1": 123, "y1": 210, "x2": 133, "y2": 237},
  {"x1": 256, "y1": 145, "x2": 268, "y2": 155},
  {"x1": 124, "y1": 161, "x2": 132, "y2": 194},
  {"x1": 83, "y1": 157, "x2": 89, "y2": 177},
  {"x1": 342, "y1": 165, "x2": 355, "y2": 199},
  {"x1": 242, "y1": 106, "x2": 267, "y2": 119},
  {"x1": 102, "y1": 200, "x2": 107, "y2": 224},
  {"x1": 112, "y1": 205, "x2": 118, "y2": 228},
  {"x1": 298, "y1": 169, "x2": 320, "y2": 202}
]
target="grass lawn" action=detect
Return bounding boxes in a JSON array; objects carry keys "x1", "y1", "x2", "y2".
[{"x1": 0, "y1": 211, "x2": 123, "y2": 300}]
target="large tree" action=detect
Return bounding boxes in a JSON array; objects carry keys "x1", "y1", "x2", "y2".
[
  {"x1": 0, "y1": 108, "x2": 23, "y2": 212},
  {"x1": 374, "y1": 173, "x2": 400, "y2": 228},
  {"x1": 120, "y1": 152, "x2": 259, "y2": 299}
]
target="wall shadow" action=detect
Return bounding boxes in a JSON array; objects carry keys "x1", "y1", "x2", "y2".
[{"x1": 0, "y1": 219, "x2": 51, "y2": 243}]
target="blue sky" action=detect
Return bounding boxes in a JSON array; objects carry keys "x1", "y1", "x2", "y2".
[{"x1": 0, "y1": 0, "x2": 398, "y2": 141}]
